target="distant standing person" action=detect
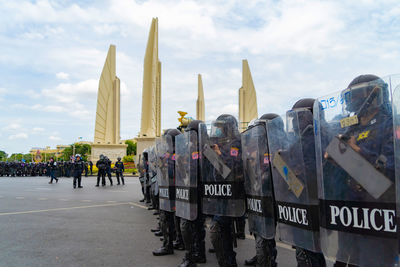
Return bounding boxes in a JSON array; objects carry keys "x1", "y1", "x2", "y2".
[
  {"x1": 84, "y1": 161, "x2": 88, "y2": 177},
  {"x1": 89, "y1": 161, "x2": 93, "y2": 175},
  {"x1": 48, "y1": 158, "x2": 58, "y2": 184},
  {"x1": 105, "y1": 156, "x2": 113, "y2": 186},
  {"x1": 73, "y1": 154, "x2": 84, "y2": 189},
  {"x1": 115, "y1": 157, "x2": 125, "y2": 185}
]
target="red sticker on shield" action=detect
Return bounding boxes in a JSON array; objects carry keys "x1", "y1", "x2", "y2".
[
  {"x1": 192, "y1": 151, "x2": 199, "y2": 160},
  {"x1": 230, "y1": 147, "x2": 239, "y2": 157},
  {"x1": 172, "y1": 154, "x2": 176, "y2": 161},
  {"x1": 396, "y1": 126, "x2": 400, "y2": 139},
  {"x1": 264, "y1": 153, "x2": 270, "y2": 164}
]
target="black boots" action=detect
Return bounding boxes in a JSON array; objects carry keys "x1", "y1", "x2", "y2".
[
  {"x1": 152, "y1": 246, "x2": 173, "y2": 256},
  {"x1": 244, "y1": 255, "x2": 257, "y2": 266}
]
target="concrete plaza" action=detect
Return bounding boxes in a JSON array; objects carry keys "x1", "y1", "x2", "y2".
[{"x1": 0, "y1": 176, "x2": 299, "y2": 266}]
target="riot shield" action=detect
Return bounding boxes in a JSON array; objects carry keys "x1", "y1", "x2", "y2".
[
  {"x1": 148, "y1": 146, "x2": 158, "y2": 196},
  {"x1": 199, "y1": 122, "x2": 245, "y2": 217},
  {"x1": 138, "y1": 154, "x2": 146, "y2": 185},
  {"x1": 315, "y1": 75, "x2": 398, "y2": 265},
  {"x1": 175, "y1": 131, "x2": 198, "y2": 220},
  {"x1": 267, "y1": 109, "x2": 321, "y2": 252},
  {"x1": 241, "y1": 123, "x2": 276, "y2": 239},
  {"x1": 156, "y1": 135, "x2": 175, "y2": 212}
]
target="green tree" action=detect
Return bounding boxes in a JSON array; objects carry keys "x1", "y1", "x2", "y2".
[
  {"x1": 61, "y1": 143, "x2": 91, "y2": 161},
  {"x1": 125, "y1": 140, "x2": 136, "y2": 155},
  {"x1": 0, "y1": 150, "x2": 7, "y2": 161}
]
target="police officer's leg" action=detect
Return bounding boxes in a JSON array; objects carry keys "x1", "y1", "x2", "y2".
[
  {"x1": 121, "y1": 172, "x2": 125, "y2": 185},
  {"x1": 101, "y1": 171, "x2": 106, "y2": 186},
  {"x1": 108, "y1": 171, "x2": 113, "y2": 185},
  {"x1": 116, "y1": 172, "x2": 121, "y2": 185},
  {"x1": 153, "y1": 211, "x2": 174, "y2": 255},
  {"x1": 78, "y1": 173, "x2": 82, "y2": 188},
  {"x1": 174, "y1": 215, "x2": 184, "y2": 250},
  {"x1": 255, "y1": 235, "x2": 277, "y2": 267},
  {"x1": 295, "y1": 247, "x2": 326, "y2": 267},
  {"x1": 210, "y1": 216, "x2": 229, "y2": 267},
  {"x1": 179, "y1": 219, "x2": 196, "y2": 266},
  {"x1": 146, "y1": 185, "x2": 151, "y2": 203},
  {"x1": 73, "y1": 176, "x2": 77, "y2": 188},
  {"x1": 235, "y1": 216, "x2": 246, "y2": 239},
  {"x1": 96, "y1": 171, "x2": 100, "y2": 186},
  {"x1": 193, "y1": 215, "x2": 206, "y2": 263}
]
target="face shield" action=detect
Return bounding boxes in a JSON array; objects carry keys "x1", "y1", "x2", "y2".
[
  {"x1": 341, "y1": 80, "x2": 385, "y2": 115},
  {"x1": 286, "y1": 108, "x2": 313, "y2": 135},
  {"x1": 210, "y1": 120, "x2": 227, "y2": 138}
]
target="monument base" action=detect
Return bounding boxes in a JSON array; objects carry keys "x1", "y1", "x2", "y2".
[
  {"x1": 91, "y1": 144, "x2": 127, "y2": 162},
  {"x1": 136, "y1": 137, "x2": 157, "y2": 159}
]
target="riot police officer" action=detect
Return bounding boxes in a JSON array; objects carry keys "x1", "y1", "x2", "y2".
[
  {"x1": 48, "y1": 157, "x2": 58, "y2": 184},
  {"x1": 115, "y1": 157, "x2": 125, "y2": 185},
  {"x1": 315, "y1": 74, "x2": 397, "y2": 266},
  {"x1": 105, "y1": 156, "x2": 113, "y2": 186},
  {"x1": 175, "y1": 120, "x2": 207, "y2": 267},
  {"x1": 153, "y1": 129, "x2": 181, "y2": 256},
  {"x1": 73, "y1": 154, "x2": 84, "y2": 189},
  {"x1": 268, "y1": 99, "x2": 326, "y2": 266},
  {"x1": 199, "y1": 114, "x2": 245, "y2": 267},
  {"x1": 242, "y1": 114, "x2": 279, "y2": 267},
  {"x1": 96, "y1": 155, "x2": 107, "y2": 187}
]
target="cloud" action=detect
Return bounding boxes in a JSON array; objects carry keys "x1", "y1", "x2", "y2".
[
  {"x1": 3, "y1": 123, "x2": 22, "y2": 131},
  {"x1": 9, "y1": 133, "x2": 28, "y2": 140},
  {"x1": 56, "y1": 72, "x2": 69, "y2": 80},
  {"x1": 32, "y1": 127, "x2": 45, "y2": 133},
  {"x1": 49, "y1": 135, "x2": 61, "y2": 141},
  {"x1": 1, "y1": 0, "x2": 400, "y2": 154}
]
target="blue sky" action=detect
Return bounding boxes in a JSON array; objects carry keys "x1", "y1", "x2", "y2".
[{"x1": 1, "y1": 0, "x2": 400, "y2": 154}]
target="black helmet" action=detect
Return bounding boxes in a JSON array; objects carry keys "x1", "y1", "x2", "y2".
[
  {"x1": 290, "y1": 98, "x2": 316, "y2": 133},
  {"x1": 210, "y1": 114, "x2": 239, "y2": 139},
  {"x1": 185, "y1": 120, "x2": 203, "y2": 133},
  {"x1": 165, "y1": 128, "x2": 181, "y2": 147},
  {"x1": 117, "y1": 157, "x2": 121, "y2": 161},
  {"x1": 342, "y1": 74, "x2": 389, "y2": 114}
]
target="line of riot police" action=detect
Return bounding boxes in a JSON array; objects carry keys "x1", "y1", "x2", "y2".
[{"x1": 138, "y1": 74, "x2": 400, "y2": 267}]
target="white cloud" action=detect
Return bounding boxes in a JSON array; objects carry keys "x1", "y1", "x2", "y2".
[
  {"x1": 3, "y1": 123, "x2": 22, "y2": 131},
  {"x1": 9, "y1": 133, "x2": 28, "y2": 140},
  {"x1": 32, "y1": 127, "x2": 45, "y2": 133},
  {"x1": 49, "y1": 135, "x2": 61, "y2": 141},
  {"x1": 1, "y1": 0, "x2": 400, "y2": 154},
  {"x1": 56, "y1": 72, "x2": 69, "y2": 80}
]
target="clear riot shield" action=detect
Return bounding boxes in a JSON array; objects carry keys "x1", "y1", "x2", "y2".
[
  {"x1": 148, "y1": 146, "x2": 158, "y2": 196},
  {"x1": 241, "y1": 123, "x2": 276, "y2": 239},
  {"x1": 315, "y1": 75, "x2": 398, "y2": 266},
  {"x1": 138, "y1": 154, "x2": 146, "y2": 185},
  {"x1": 267, "y1": 110, "x2": 321, "y2": 252},
  {"x1": 175, "y1": 131, "x2": 198, "y2": 220},
  {"x1": 156, "y1": 136, "x2": 175, "y2": 212},
  {"x1": 199, "y1": 122, "x2": 245, "y2": 217},
  {"x1": 394, "y1": 78, "x2": 400, "y2": 264}
]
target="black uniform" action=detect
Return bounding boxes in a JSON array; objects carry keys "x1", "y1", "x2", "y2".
[
  {"x1": 73, "y1": 159, "x2": 84, "y2": 188},
  {"x1": 115, "y1": 160, "x2": 125, "y2": 185}
]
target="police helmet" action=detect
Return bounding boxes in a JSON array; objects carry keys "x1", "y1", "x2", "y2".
[
  {"x1": 210, "y1": 114, "x2": 239, "y2": 139},
  {"x1": 342, "y1": 74, "x2": 389, "y2": 114}
]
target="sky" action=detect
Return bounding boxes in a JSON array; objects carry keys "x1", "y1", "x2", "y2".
[{"x1": 1, "y1": 0, "x2": 400, "y2": 155}]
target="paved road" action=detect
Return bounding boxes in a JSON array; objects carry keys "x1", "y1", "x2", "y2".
[{"x1": 0, "y1": 176, "x2": 303, "y2": 266}]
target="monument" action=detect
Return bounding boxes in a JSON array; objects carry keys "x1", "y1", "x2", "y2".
[
  {"x1": 238, "y1": 59, "x2": 258, "y2": 131},
  {"x1": 136, "y1": 18, "x2": 162, "y2": 156},
  {"x1": 196, "y1": 74, "x2": 205, "y2": 121},
  {"x1": 91, "y1": 44, "x2": 127, "y2": 162}
]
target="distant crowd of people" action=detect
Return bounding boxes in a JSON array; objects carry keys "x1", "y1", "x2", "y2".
[
  {"x1": 0, "y1": 159, "x2": 93, "y2": 177},
  {"x1": 0, "y1": 155, "x2": 126, "y2": 189}
]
